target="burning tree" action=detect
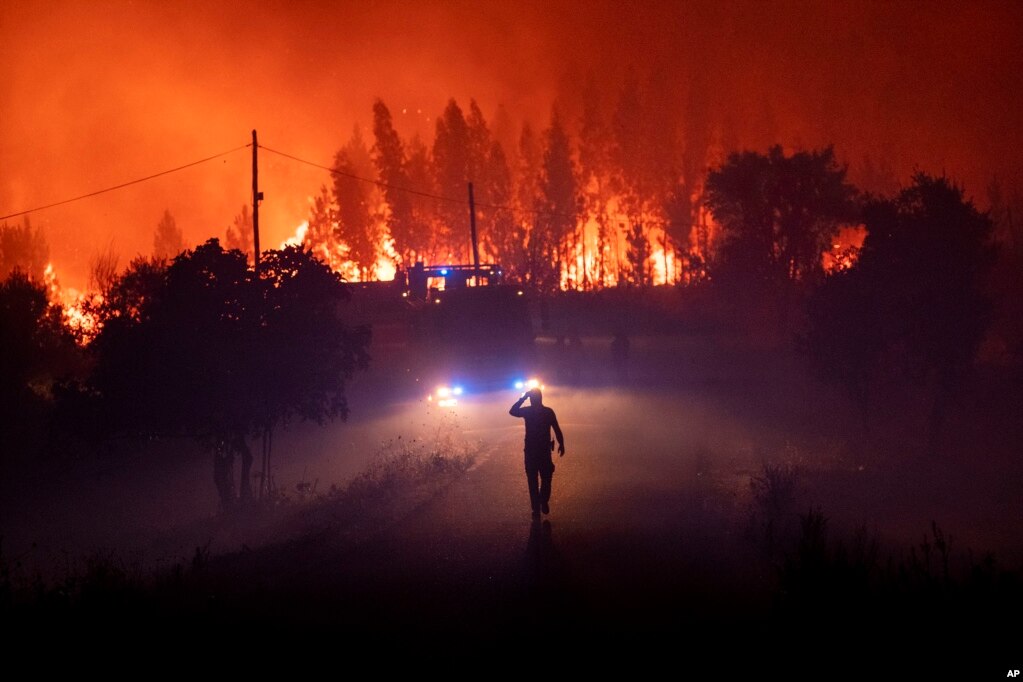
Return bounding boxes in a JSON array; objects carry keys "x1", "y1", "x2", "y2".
[
  {"x1": 372, "y1": 99, "x2": 416, "y2": 265},
  {"x1": 479, "y1": 139, "x2": 518, "y2": 275},
  {"x1": 578, "y1": 79, "x2": 614, "y2": 286},
  {"x1": 333, "y1": 126, "x2": 381, "y2": 279},
  {"x1": 433, "y1": 99, "x2": 473, "y2": 260},
  {"x1": 536, "y1": 109, "x2": 580, "y2": 291}
]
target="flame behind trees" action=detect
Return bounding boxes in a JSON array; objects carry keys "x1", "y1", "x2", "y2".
[
  {"x1": 225, "y1": 204, "x2": 254, "y2": 261},
  {"x1": 0, "y1": 218, "x2": 49, "y2": 282},
  {"x1": 431, "y1": 99, "x2": 476, "y2": 260},
  {"x1": 705, "y1": 146, "x2": 858, "y2": 287},
  {"x1": 333, "y1": 127, "x2": 381, "y2": 279},
  {"x1": 294, "y1": 90, "x2": 731, "y2": 289},
  {"x1": 801, "y1": 174, "x2": 996, "y2": 451},
  {"x1": 372, "y1": 99, "x2": 417, "y2": 266},
  {"x1": 0, "y1": 271, "x2": 74, "y2": 417}
]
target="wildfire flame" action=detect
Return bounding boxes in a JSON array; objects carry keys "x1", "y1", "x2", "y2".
[
  {"x1": 280, "y1": 221, "x2": 309, "y2": 249},
  {"x1": 279, "y1": 221, "x2": 397, "y2": 282},
  {"x1": 822, "y1": 225, "x2": 867, "y2": 274},
  {"x1": 44, "y1": 262, "x2": 102, "y2": 344},
  {"x1": 375, "y1": 237, "x2": 398, "y2": 282}
]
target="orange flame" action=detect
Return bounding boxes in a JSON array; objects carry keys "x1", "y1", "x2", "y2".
[
  {"x1": 822, "y1": 225, "x2": 867, "y2": 274},
  {"x1": 44, "y1": 261, "x2": 102, "y2": 344}
]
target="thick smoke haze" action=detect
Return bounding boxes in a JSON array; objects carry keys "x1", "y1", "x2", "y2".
[{"x1": 2, "y1": 0, "x2": 1021, "y2": 289}]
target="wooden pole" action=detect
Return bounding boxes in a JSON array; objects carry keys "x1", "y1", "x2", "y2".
[
  {"x1": 252, "y1": 129, "x2": 261, "y2": 274},
  {"x1": 468, "y1": 182, "x2": 481, "y2": 286}
]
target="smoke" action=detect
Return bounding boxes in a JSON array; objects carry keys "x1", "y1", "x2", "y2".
[{"x1": 2, "y1": 0, "x2": 1021, "y2": 288}]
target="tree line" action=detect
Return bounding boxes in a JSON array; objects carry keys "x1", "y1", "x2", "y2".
[
  {"x1": 0, "y1": 237, "x2": 370, "y2": 508},
  {"x1": 0, "y1": 89, "x2": 1016, "y2": 498},
  {"x1": 259, "y1": 89, "x2": 1017, "y2": 304}
]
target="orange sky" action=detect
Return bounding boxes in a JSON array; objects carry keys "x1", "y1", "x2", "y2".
[{"x1": 2, "y1": 0, "x2": 1021, "y2": 289}]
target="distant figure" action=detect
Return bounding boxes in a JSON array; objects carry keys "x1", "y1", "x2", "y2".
[
  {"x1": 610, "y1": 329, "x2": 630, "y2": 383},
  {"x1": 510, "y1": 388, "x2": 566, "y2": 519}
]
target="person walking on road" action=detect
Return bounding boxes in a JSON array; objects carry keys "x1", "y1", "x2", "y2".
[{"x1": 510, "y1": 388, "x2": 565, "y2": 519}]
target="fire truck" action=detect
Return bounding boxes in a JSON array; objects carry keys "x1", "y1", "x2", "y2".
[{"x1": 342, "y1": 261, "x2": 540, "y2": 405}]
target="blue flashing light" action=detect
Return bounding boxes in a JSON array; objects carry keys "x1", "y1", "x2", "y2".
[
  {"x1": 440, "y1": 268, "x2": 449, "y2": 275},
  {"x1": 514, "y1": 380, "x2": 524, "y2": 390},
  {"x1": 453, "y1": 386, "x2": 464, "y2": 396}
]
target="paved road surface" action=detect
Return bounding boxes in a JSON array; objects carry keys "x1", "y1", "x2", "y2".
[{"x1": 202, "y1": 387, "x2": 773, "y2": 638}]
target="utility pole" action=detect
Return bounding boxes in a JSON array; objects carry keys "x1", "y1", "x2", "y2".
[
  {"x1": 468, "y1": 182, "x2": 481, "y2": 286},
  {"x1": 251, "y1": 128, "x2": 268, "y2": 500},
  {"x1": 252, "y1": 129, "x2": 263, "y2": 274}
]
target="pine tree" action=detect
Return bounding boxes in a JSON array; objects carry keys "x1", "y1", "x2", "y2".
[
  {"x1": 225, "y1": 205, "x2": 254, "y2": 260},
  {"x1": 538, "y1": 109, "x2": 579, "y2": 290},
  {"x1": 433, "y1": 99, "x2": 472, "y2": 260},
  {"x1": 153, "y1": 209, "x2": 184, "y2": 260},
  {"x1": 0, "y1": 217, "x2": 49, "y2": 281},
  {"x1": 372, "y1": 99, "x2": 414, "y2": 266},
  {"x1": 404, "y1": 134, "x2": 436, "y2": 262},
  {"x1": 578, "y1": 77, "x2": 614, "y2": 285},
  {"x1": 333, "y1": 126, "x2": 380, "y2": 279}
]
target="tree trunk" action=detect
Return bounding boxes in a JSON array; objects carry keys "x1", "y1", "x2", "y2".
[
  {"x1": 259, "y1": 426, "x2": 274, "y2": 497},
  {"x1": 238, "y1": 437, "x2": 253, "y2": 502},
  {"x1": 212, "y1": 444, "x2": 235, "y2": 511}
]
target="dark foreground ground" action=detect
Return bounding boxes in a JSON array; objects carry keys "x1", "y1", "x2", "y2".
[{"x1": 2, "y1": 319, "x2": 1022, "y2": 672}]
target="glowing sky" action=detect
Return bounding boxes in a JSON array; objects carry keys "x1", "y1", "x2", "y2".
[{"x1": 2, "y1": 0, "x2": 1021, "y2": 288}]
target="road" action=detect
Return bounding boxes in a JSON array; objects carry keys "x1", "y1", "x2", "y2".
[
  {"x1": 7, "y1": 354, "x2": 1020, "y2": 663},
  {"x1": 196, "y1": 386, "x2": 776, "y2": 639}
]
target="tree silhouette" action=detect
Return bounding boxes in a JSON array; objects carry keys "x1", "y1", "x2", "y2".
[
  {"x1": 433, "y1": 99, "x2": 472, "y2": 259},
  {"x1": 248, "y1": 245, "x2": 371, "y2": 498},
  {"x1": 404, "y1": 134, "x2": 437, "y2": 261},
  {"x1": 706, "y1": 146, "x2": 857, "y2": 286},
  {"x1": 225, "y1": 204, "x2": 254, "y2": 261},
  {"x1": 86, "y1": 239, "x2": 370, "y2": 506},
  {"x1": 334, "y1": 126, "x2": 380, "y2": 278},
  {"x1": 0, "y1": 218, "x2": 49, "y2": 281},
  {"x1": 465, "y1": 100, "x2": 491, "y2": 186},
  {"x1": 579, "y1": 76, "x2": 614, "y2": 285},
  {"x1": 625, "y1": 222, "x2": 651, "y2": 286},
  {"x1": 0, "y1": 271, "x2": 73, "y2": 414},
  {"x1": 153, "y1": 209, "x2": 184, "y2": 260},
  {"x1": 372, "y1": 99, "x2": 415, "y2": 265},
  {"x1": 305, "y1": 185, "x2": 342, "y2": 267},
  {"x1": 535, "y1": 109, "x2": 579, "y2": 291},
  {"x1": 515, "y1": 123, "x2": 543, "y2": 285},
  {"x1": 802, "y1": 174, "x2": 996, "y2": 452},
  {"x1": 480, "y1": 139, "x2": 519, "y2": 278},
  {"x1": 663, "y1": 180, "x2": 697, "y2": 283},
  {"x1": 88, "y1": 243, "x2": 120, "y2": 294}
]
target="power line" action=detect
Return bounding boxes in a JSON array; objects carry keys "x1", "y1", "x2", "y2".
[
  {"x1": 258, "y1": 144, "x2": 468, "y2": 206},
  {"x1": 259, "y1": 143, "x2": 621, "y2": 226},
  {"x1": 0, "y1": 144, "x2": 251, "y2": 222},
  {"x1": 0, "y1": 136, "x2": 683, "y2": 231}
]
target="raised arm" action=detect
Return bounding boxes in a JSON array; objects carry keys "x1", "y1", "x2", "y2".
[{"x1": 510, "y1": 393, "x2": 528, "y2": 417}]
